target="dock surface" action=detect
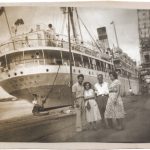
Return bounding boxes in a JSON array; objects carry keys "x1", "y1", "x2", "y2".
[{"x1": 0, "y1": 95, "x2": 150, "y2": 142}]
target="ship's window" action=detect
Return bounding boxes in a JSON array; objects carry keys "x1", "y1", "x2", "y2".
[
  {"x1": 73, "y1": 53, "x2": 83, "y2": 67},
  {"x1": 62, "y1": 51, "x2": 73, "y2": 66},
  {"x1": 22, "y1": 50, "x2": 45, "y2": 65},
  {"x1": 88, "y1": 58, "x2": 93, "y2": 69},
  {"x1": 106, "y1": 63, "x2": 111, "y2": 72},
  {"x1": 62, "y1": 51, "x2": 69, "y2": 65},
  {"x1": 103, "y1": 62, "x2": 107, "y2": 72},
  {"x1": 6, "y1": 52, "x2": 23, "y2": 69},
  {"x1": 44, "y1": 50, "x2": 62, "y2": 65},
  {"x1": 111, "y1": 65, "x2": 114, "y2": 71},
  {"x1": 100, "y1": 61, "x2": 104, "y2": 72},
  {"x1": 82, "y1": 55, "x2": 90, "y2": 69},
  {"x1": 144, "y1": 54, "x2": 150, "y2": 62},
  {"x1": 96, "y1": 60, "x2": 101, "y2": 71},
  {"x1": 0, "y1": 56, "x2": 6, "y2": 69},
  {"x1": 89, "y1": 58, "x2": 97, "y2": 70}
]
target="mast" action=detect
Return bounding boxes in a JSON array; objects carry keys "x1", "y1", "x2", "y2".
[
  {"x1": 111, "y1": 21, "x2": 119, "y2": 48},
  {"x1": 68, "y1": 7, "x2": 78, "y2": 43},
  {"x1": 68, "y1": 7, "x2": 73, "y2": 105},
  {"x1": 3, "y1": 7, "x2": 15, "y2": 50}
]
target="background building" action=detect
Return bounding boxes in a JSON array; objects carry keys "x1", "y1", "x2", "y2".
[{"x1": 137, "y1": 10, "x2": 150, "y2": 94}]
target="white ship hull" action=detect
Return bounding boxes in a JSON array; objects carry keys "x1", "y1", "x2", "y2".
[{"x1": 0, "y1": 65, "x2": 139, "y2": 108}]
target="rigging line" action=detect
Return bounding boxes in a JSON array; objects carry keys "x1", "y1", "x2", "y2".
[
  {"x1": 78, "y1": 15, "x2": 103, "y2": 52},
  {"x1": 68, "y1": 7, "x2": 73, "y2": 106},
  {"x1": 75, "y1": 8, "x2": 83, "y2": 42},
  {"x1": 44, "y1": 64, "x2": 61, "y2": 103}
]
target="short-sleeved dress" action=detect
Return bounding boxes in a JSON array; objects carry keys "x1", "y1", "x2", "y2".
[
  {"x1": 105, "y1": 79, "x2": 125, "y2": 119},
  {"x1": 84, "y1": 89, "x2": 101, "y2": 123}
]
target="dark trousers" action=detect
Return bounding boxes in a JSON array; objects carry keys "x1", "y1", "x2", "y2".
[{"x1": 96, "y1": 95, "x2": 108, "y2": 125}]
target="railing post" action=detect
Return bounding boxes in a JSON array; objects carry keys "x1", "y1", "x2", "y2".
[{"x1": 42, "y1": 49, "x2": 45, "y2": 65}]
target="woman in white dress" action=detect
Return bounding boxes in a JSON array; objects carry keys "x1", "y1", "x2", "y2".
[{"x1": 84, "y1": 82, "x2": 101, "y2": 130}]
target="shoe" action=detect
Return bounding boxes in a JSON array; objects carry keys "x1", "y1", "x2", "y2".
[
  {"x1": 93, "y1": 125, "x2": 97, "y2": 130},
  {"x1": 88, "y1": 125, "x2": 93, "y2": 130},
  {"x1": 116, "y1": 126, "x2": 124, "y2": 131},
  {"x1": 76, "y1": 128, "x2": 82, "y2": 132}
]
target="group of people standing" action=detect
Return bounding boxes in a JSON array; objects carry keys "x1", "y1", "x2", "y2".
[{"x1": 72, "y1": 71, "x2": 125, "y2": 132}]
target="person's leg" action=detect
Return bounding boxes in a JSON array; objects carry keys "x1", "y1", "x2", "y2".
[
  {"x1": 116, "y1": 118, "x2": 124, "y2": 130},
  {"x1": 101, "y1": 107, "x2": 106, "y2": 127},
  {"x1": 107, "y1": 118, "x2": 113, "y2": 128},
  {"x1": 101, "y1": 96, "x2": 108, "y2": 128},
  {"x1": 103, "y1": 96, "x2": 109, "y2": 127},
  {"x1": 93, "y1": 121, "x2": 97, "y2": 130},
  {"x1": 75, "y1": 99, "x2": 83, "y2": 132},
  {"x1": 81, "y1": 99, "x2": 87, "y2": 130},
  {"x1": 97, "y1": 96, "x2": 105, "y2": 127},
  {"x1": 120, "y1": 118, "x2": 124, "y2": 130},
  {"x1": 75, "y1": 107, "x2": 82, "y2": 132},
  {"x1": 89, "y1": 122, "x2": 92, "y2": 130}
]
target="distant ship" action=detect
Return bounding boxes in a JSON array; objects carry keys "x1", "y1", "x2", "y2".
[{"x1": 0, "y1": 7, "x2": 139, "y2": 108}]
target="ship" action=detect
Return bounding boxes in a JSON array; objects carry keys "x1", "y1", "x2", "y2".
[
  {"x1": 0, "y1": 7, "x2": 139, "y2": 108},
  {"x1": 113, "y1": 47, "x2": 139, "y2": 96}
]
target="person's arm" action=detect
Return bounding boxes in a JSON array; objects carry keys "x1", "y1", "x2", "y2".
[
  {"x1": 84, "y1": 95, "x2": 95, "y2": 100},
  {"x1": 105, "y1": 82, "x2": 109, "y2": 94},
  {"x1": 72, "y1": 84, "x2": 76, "y2": 102},
  {"x1": 72, "y1": 92, "x2": 76, "y2": 101},
  {"x1": 94, "y1": 84, "x2": 98, "y2": 97}
]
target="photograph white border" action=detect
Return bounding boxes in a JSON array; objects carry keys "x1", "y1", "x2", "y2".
[{"x1": 0, "y1": 0, "x2": 150, "y2": 149}]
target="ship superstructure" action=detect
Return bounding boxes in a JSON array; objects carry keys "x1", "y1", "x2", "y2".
[{"x1": 113, "y1": 47, "x2": 139, "y2": 95}]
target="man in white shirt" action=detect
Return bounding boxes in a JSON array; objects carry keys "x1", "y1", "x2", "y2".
[
  {"x1": 72, "y1": 74, "x2": 85, "y2": 132},
  {"x1": 94, "y1": 74, "x2": 109, "y2": 128}
]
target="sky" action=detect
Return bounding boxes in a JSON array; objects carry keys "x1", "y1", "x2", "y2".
[{"x1": 0, "y1": 6, "x2": 140, "y2": 63}]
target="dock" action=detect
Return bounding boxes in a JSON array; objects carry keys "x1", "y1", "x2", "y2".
[{"x1": 0, "y1": 95, "x2": 150, "y2": 142}]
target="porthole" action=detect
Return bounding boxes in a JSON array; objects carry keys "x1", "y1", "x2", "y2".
[
  {"x1": 14, "y1": 73, "x2": 17, "y2": 76},
  {"x1": 8, "y1": 74, "x2": 10, "y2": 77},
  {"x1": 89, "y1": 71, "x2": 91, "y2": 75},
  {"x1": 78, "y1": 70, "x2": 81, "y2": 73},
  {"x1": 20, "y1": 71, "x2": 23, "y2": 74},
  {"x1": 46, "y1": 69, "x2": 49, "y2": 72}
]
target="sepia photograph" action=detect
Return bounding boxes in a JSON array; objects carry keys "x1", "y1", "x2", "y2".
[{"x1": 0, "y1": 1, "x2": 150, "y2": 146}]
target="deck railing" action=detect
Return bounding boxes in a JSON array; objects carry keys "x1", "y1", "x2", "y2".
[{"x1": 0, "y1": 30, "x2": 110, "y2": 61}]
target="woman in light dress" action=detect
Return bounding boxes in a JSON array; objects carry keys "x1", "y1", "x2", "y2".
[
  {"x1": 105, "y1": 71, "x2": 125, "y2": 130},
  {"x1": 84, "y1": 82, "x2": 101, "y2": 130}
]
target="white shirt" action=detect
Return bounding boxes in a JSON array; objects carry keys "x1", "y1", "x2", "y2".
[
  {"x1": 84, "y1": 89, "x2": 95, "y2": 100},
  {"x1": 94, "y1": 82, "x2": 109, "y2": 96}
]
